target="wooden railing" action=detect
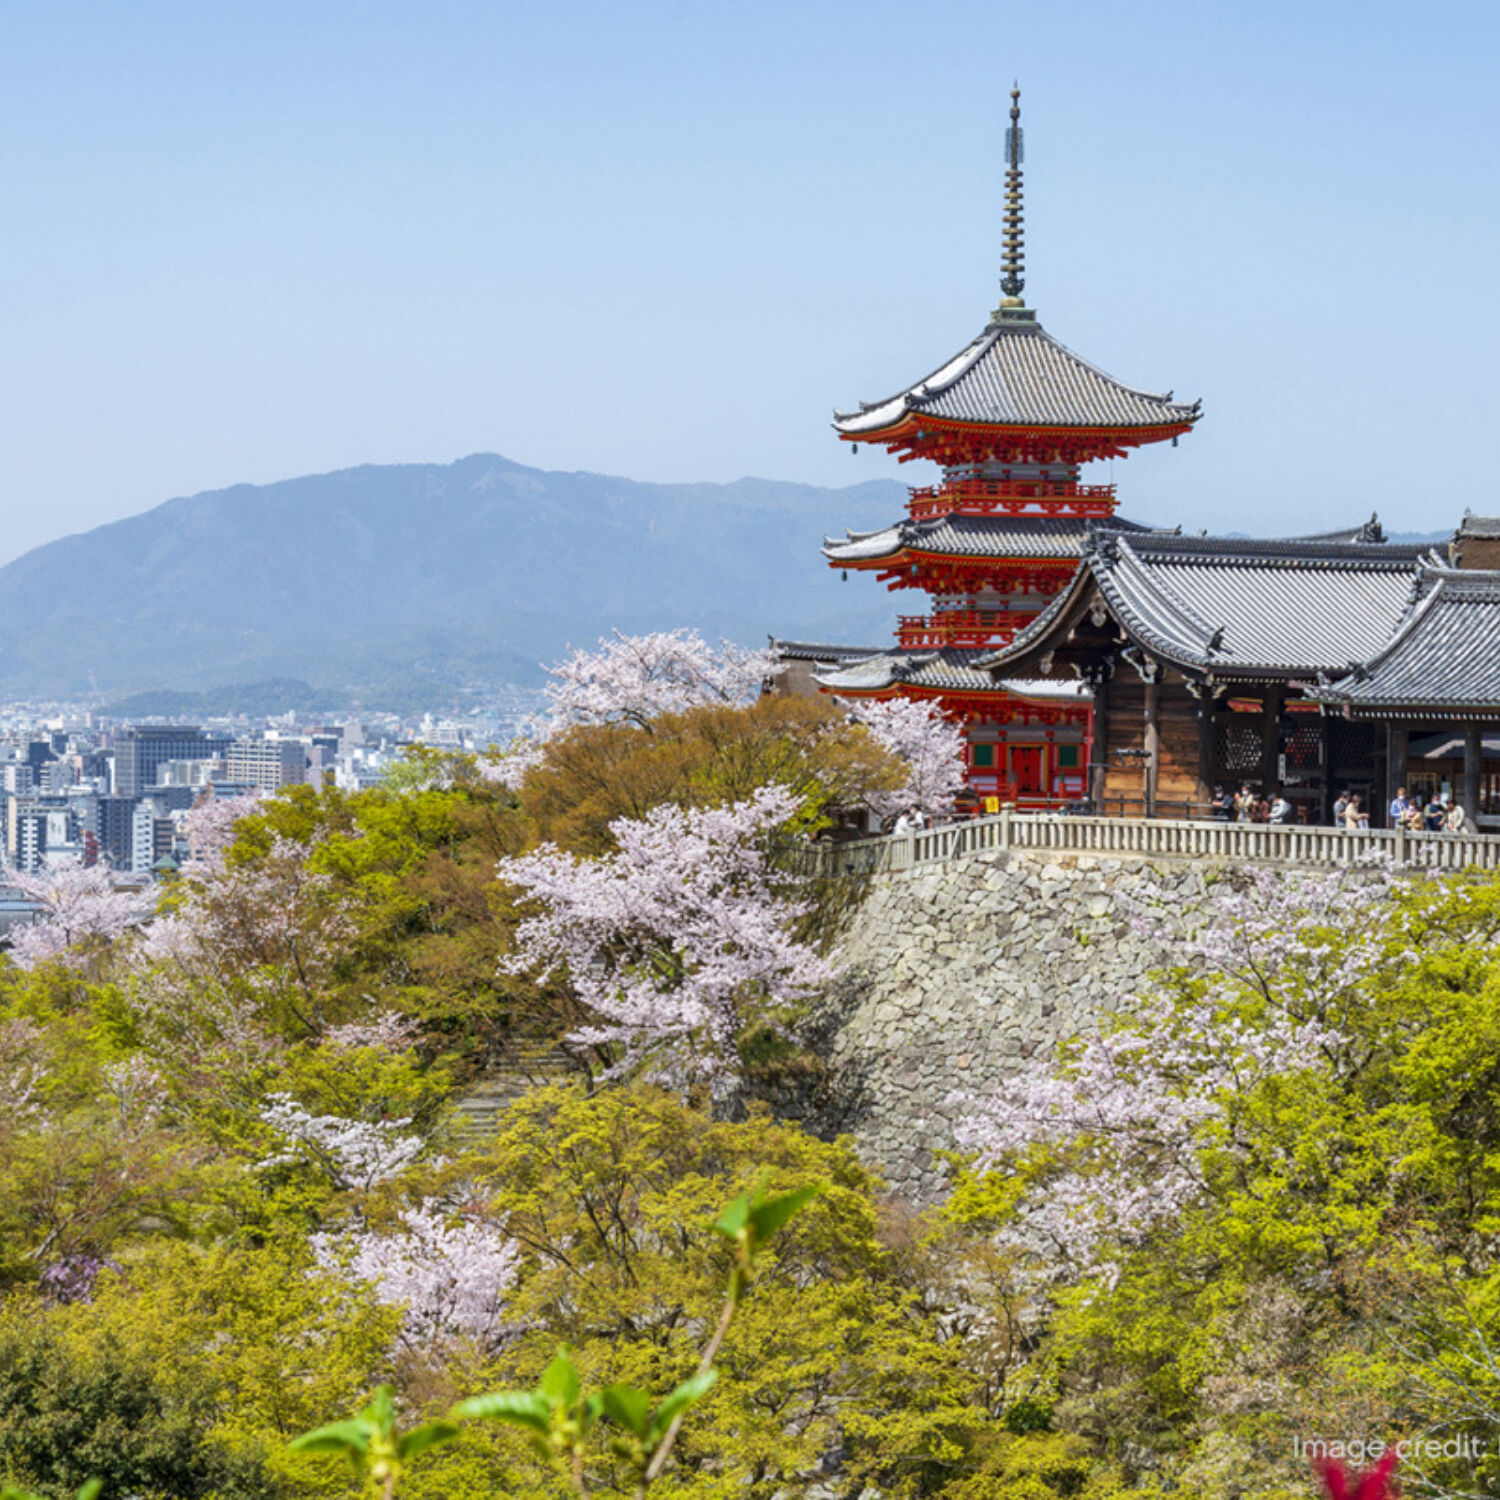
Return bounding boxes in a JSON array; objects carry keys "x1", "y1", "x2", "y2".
[
  {"x1": 796, "y1": 811, "x2": 1500, "y2": 879},
  {"x1": 906, "y1": 479, "x2": 1116, "y2": 519},
  {"x1": 895, "y1": 608, "x2": 1042, "y2": 648}
]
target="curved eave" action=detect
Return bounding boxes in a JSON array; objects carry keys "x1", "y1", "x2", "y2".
[
  {"x1": 1320, "y1": 700, "x2": 1500, "y2": 717},
  {"x1": 836, "y1": 411, "x2": 1197, "y2": 463},
  {"x1": 820, "y1": 680, "x2": 1026, "y2": 703},
  {"x1": 822, "y1": 545, "x2": 1082, "y2": 572},
  {"x1": 998, "y1": 678, "x2": 1093, "y2": 705}
]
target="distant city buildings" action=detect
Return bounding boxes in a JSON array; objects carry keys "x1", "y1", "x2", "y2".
[
  {"x1": 0, "y1": 697, "x2": 534, "y2": 882},
  {"x1": 114, "y1": 724, "x2": 231, "y2": 796}
]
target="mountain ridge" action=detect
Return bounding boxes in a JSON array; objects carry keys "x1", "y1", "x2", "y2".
[{"x1": 0, "y1": 453, "x2": 908, "y2": 705}]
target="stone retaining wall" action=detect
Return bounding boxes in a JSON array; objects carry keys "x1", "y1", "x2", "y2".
[{"x1": 812, "y1": 848, "x2": 1214, "y2": 1203}]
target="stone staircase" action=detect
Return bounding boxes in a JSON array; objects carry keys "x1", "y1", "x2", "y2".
[{"x1": 449, "y1": 1044, "x2": 584, "y2": 1145}]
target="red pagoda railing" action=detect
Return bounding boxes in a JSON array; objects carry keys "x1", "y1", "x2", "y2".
[
  {"x1": 896, "y1": 609, "x2": 1042, "y2": 648},
  {"x1": 908, "y1": 479, "x2": 1116, "y2": 520}
]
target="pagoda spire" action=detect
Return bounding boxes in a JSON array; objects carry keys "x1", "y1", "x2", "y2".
[{"x1": 997, "y1": 84, "x2": 1027, "y2": 314}]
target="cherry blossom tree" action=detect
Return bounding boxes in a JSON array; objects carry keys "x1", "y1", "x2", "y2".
[
  {"x1": 843, "y1": 697, "x2": 967, "y2": 819},
  {"x1": 311, "y1": 1201, "x2": 521, "y2": 1350},
  {"x1": 541, "y1": 629, "x2": 774, "y2": 732},
  {"x1": 954, "y1": 865, "x2": 1399, "y2": 1275},
  {"x1": 139, "y1": 835, "x2": 356, "y2": 1039},
  {"x1": 482, "y1": 630, "x2": 773, "y2": 789},
  {"x1": 258, "y1": 1092, "x2": 424, "y2": 1191},
  {"x1": 180, "y1": 791, "x2": 261, "y2": 876},
  {"x1": 3, "y1": 857, "x2": 154, "y2": 970},
  {"x1": 128, "y1": 910, "x2": 287, "y2": 1109},
  {"x1": 127, "y1": 837, "x2": 362, "y2": 1109},
  {"x1": 497, "y1": 785, "x2": 834, "y2": 1097},
  {"x1": 323, "y1": 1013, "x2": 422, "y2": 1053}
]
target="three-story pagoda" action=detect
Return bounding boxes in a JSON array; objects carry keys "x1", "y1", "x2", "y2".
[{"x1": 816, "y1": 88, "x2": 1200, "y2": 806}]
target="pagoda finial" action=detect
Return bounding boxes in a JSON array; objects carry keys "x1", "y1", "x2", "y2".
[{"x1": 997, "y1": 83, "x2": 1027, "y2": 313}]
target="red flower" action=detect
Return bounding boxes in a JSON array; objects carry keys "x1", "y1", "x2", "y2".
[{"x1": 1314, "y1": 1449, "x2": 1399, "y2": 1500}]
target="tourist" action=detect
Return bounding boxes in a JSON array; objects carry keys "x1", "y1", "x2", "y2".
[
  {"x1": 1389, "y1": 786, "x2": 1409, "y2": 825},
  {"x1": 1269, "y1": 790, "x2": 1294, "y2": 824},
  {"x1": 1333, "y1": 789, "x2": 1351, "y2": 828},
  {"x1": 1424, "y1": 792, "x2": 1446, "y2": 831},
  {"x1": 1446, "y1": 798, "x2": 1470, "y2": 833},
  {"x1": 1211, "y1": 785, "x2": 1233, "y2": 821},
  {"x1": 892, "y1": 810, "x2": 912, "y2": 837},
  {"x1": 1235, "y1": 784, "x2": 1255, "y2": 822},
  {"x1": 1344, "y1": 793, "x2": 1367, "y2": 831}
]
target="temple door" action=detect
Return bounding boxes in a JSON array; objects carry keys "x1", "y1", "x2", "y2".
[{"x1": 1010, "y1": 745, "x2": 1044, "y2": 798}]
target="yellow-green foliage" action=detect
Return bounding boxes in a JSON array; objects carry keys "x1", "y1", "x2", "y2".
[
  {"x1": 946, "y1": 869, "x2": 1500, "y2": 1494},
  {"x1": 0, "y1": 1238, "x2": 395, "y2": 1499},
  {"x1": 938, "y1": 1432, "x2": 1138, "y2": 1499},
  {"x1": 518, "y1": 696, "x2": 905, "y2": 855},
  {"x1": 414, "y1": 1085, "x2": 982, "y2": 1499}
]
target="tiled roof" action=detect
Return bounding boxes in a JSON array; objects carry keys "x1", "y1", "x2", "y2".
[
  {"x1": 812, "y1": 646, "x2": 1091, "y2": 699},
  {"x1": 979, "y1": 528, "x2": 1436, "y2": 678},
  {"x1": 823, "y1": 513, "x2": 1152, "y2": 566},
  {"x1": 834, "y1": 313, "x2": 1201, "y2": 436},
  {"x1": 1457, "y1": 513, "x2": 1500, "y2": 538},
  {"x1": 769, "y1": 639, "x2": 883, "y2": 663},
  {"x1": 813, "y1": 648, "x2": 1010, "y2": 695},
  {"x1": 1308, "y1": 568, "x2": 1500, "y2": 710}
]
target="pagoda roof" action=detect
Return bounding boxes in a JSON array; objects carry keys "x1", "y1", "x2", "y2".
[
  {"x1": 833, "y1": 311, "x2": 1201, "y2": 439},
  {"x1": 824, "y1": 513, "x2": 1154, "y2": 566},
  {"x1": 1306, "y1": 567, "x2": 1500, "y2": 714},
  {"x1": 977, "y1": 527, "x2": 1437, "y2": 680},
  {"x1": 813, "y1": 645, "x2": 1091, "y2": 700},
  {"x1": 768, "y1": 638, "x2": 883, "y2": 664}
]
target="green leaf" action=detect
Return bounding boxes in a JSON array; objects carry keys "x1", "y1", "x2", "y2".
[
  {"x1": 713, "y1": 1192, "x2": 751, "y2": 1240},
  {"x1": 450, "y1": 1389, "x2": 553, "y2": 1434},
  {"x1": 398, "y1": 1420, "x2": 461, "y2": 1461},
  {"x1": 289, "y1": 1418, "x2": 374, "y2": 1455},
  {"x1": 539, "y1": 1346, "x2": 581, "y2": 1409},
  {"x1": 600, "y1": 1382, "x2": 653, "y2": 1438},
  {"x1": 650, "y1": 1369, "x2": 718, "y2": 1437},
  {"x1": 746, "y1": 1185, "x2": 821, "y2": 1246},
  {"x1": 365, "y1": 1383, "x2": 397, "y2": 1437},
  {"x1": 76, "y1": 1487, "x2": 103, "y2": 1500}
]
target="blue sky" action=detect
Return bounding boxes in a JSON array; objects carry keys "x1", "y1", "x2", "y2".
[{"x1": 1, "y1": 0, "x2": 1497, "y2": 562}]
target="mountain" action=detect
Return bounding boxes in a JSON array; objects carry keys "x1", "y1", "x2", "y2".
[{"x1": 0, "y1": 454, "x2": 908, "y2": 706}]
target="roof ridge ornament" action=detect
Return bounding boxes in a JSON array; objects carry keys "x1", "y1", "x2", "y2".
[{"x1": 993, "y1": 84, "x2": 1029, "y2": 321}]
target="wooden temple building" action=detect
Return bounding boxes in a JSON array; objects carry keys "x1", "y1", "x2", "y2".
[
  {"x1": 974, "y1": 526, "x2": 1500, "y2": 830},
  {"x1": 808, "y1": 88, "x2": 1200, "y2": 807}
]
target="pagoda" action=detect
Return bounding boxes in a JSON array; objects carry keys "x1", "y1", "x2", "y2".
[{"x1": 816, "y1": 88, "x2": 1200, "y2": 807}]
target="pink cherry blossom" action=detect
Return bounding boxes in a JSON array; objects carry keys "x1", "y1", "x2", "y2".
[
  {"x1": 323, "y1": 1013, "x2": 422, "y2": 1053},
  {"x1": 180, "y1": 792, "x2": 262, "y2": 876},
  {"x1": 844, "y1": 697, "x2": 967, "y2": 818},
  {"x1": 541, "y1": 629, "x2": 774, "y2": 731},
  {"x1": 0, "y1": 1017, "x2": 44, "y2": 1123},
  {"x1": 498, "y1": 785, "x2": 834, "y2": 1096},
  {"x1": 258, "y1": 1092, "x2": 425, "y2": 1190},
  {"x1": 483, "y1": 630, "x2": 774, "y2": 787},
  {"x1": 955, "y1": 865, "x2": 1395, "y2": 1275},
  {"x1": 312, "y1": 1200, "x2": 521, "y2": 1350},
  {"x1": 3, "y1": 857, "x2": 154, "y2": 970}
]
